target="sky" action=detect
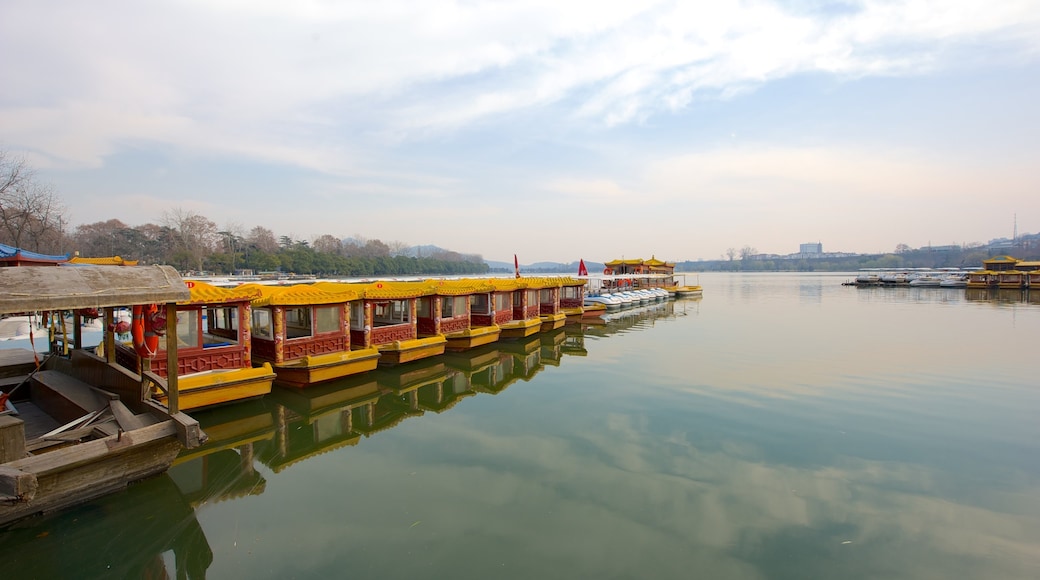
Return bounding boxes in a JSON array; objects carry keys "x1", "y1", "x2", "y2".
[{"x1": 2, "y1": 1, "x2": 1039, "y2": 264}]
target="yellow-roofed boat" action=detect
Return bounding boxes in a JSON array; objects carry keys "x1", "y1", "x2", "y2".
[
  {"x1": 355, "y1": 281, "x2": 447, "y2": 366},
  {"x1": 525, "y1": 277, "x2": 569, "y2": 332},
  {"x1": 421, "y1": 279, "x2": 502, "y2": 351},
  {"x1": 116, "y1": 280, "x2": 276, "y2": 410},
  {"x1": 559, "y1": 277, "x2": 588, "y2": 323},
  {"x1": 244, "y1": 282, "x2": 380, "y2": 387},
  {"x1": 490, "y1": 278, "x2": 543, "y2": 339}
]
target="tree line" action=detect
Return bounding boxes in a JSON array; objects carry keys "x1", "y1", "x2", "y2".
[{"x1": 1, "y1": 151, "x2": 487, "y2": 276}]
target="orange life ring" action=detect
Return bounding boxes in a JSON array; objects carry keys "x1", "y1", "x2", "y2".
[
  {"x1": 131, "y1": 304, "x2": 166, "y2": 359},
  {"x1": 603, "y1": 268, "x2": 613, "y2": 275}
]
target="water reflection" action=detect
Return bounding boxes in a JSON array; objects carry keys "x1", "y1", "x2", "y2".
[
  {"x1": 6, "y1": 279, "x2": 1038, "y2": 579},
  {"x1": 965, "y1": 287, "x2": 1040, "y2": 305},
  {"x1": 0, "y1": 475, "x2": 212, "y2": 578}
]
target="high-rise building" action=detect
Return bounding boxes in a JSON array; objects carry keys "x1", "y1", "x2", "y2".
[{"x1": 799, "y1": 242, "x2": 823, "y2": 255}]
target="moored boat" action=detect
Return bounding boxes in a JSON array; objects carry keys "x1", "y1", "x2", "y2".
[
  {"x1": 244, "y1": 283, "x2": 380, "y2": 387},
  {"x1": 357, "y1": 281, "x2": 447, "y2": 366},
  {"x1": 420, "y1": 279, "x2": 501, "y2": 351},
  {"x1": 1, "y1": 265, "x2": 204, "y2": 527},
  {"x1": 491, "y1": 278, "x2": 543, "y2": 339},
  {"x1": 114, "y1": 281, "x2": 276, "y2": 410}
]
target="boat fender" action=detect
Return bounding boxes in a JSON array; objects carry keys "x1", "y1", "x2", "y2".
[{"x1": 132, "y1": 304, "x2": 166, "y2": 359}]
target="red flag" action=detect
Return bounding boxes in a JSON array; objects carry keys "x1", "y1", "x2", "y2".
[
  {"x1": 578, "y1": 259, "x2": 588, "y2": 276},
  {"x1": 514, "y1": 254, "x2": 520, "y2": 278}
]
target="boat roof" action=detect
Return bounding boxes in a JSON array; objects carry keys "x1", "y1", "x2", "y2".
[
  {"x1": 68, "y1": 255, "x2": 139, "y2": 266},
  {"x1": 244, "y1": 282, "x2": 362, "y2": 306},
  {"x1": 183, "y1": 280, "x2": 262, "y2": 305},
  {"x1": 425, "y1": 278, "x2": 496, "y2": 295},
  {"x1": 0, "y1": 264, "x2": 190, "y2": 314}
]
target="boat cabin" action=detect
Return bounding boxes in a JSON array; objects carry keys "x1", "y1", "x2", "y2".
[
  {"x1": 357, "y1": 281, "x2": 447, "y2": 366},
  {"x1": 114, "y1": 281, "x2": 275, "y2": 410},
  {"x1": 491, "y1": 279, "x2": 542, "y2": 339},
  {"x1": 419, "y1": 279, "x2": 501, "y2": 351},
  {"x1": 245, "y1": 283, "x2": 379, "y2": 387}
]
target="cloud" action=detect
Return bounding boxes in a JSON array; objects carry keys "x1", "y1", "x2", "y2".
[{"x1": 3, "y1": 0, "x2": 1039, "y2": 169}]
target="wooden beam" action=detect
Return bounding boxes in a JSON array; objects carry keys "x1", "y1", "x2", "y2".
[{"x1": 165, "y1": 302, "x2": 179, "y2": 414}]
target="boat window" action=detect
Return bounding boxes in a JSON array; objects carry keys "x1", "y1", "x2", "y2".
[
  {"x1": 176, "y1": 309, "x2": 200, "y2": 349},
  {"x1": 454, "y1": 296, "x2": 467, "y2": 317},
  {"x1": 494, "y1": 293, "x2": 511, "y2": 311},
  {"x1": 349, "y1": 301, "x2": 365, "y2": 330},
  {"x1": 440, "y1": 296, "x2": 466, "y2": 318},
  {"x1": 418, "y1": 297, "x2": 433, "y2": 318},
  {"x1": 314, "y1": 305, "x2": 341, "y2": 334},
  {"x1": 527, "y1": 289, "x2": 538, "y2": 305},
  {"x1": 286, "y1": 306, "x2": 312, "y2": 339},
  {"x1": 202, "y1": 305, "x2": 240, "y2": 346},
  {"x1": 252, "y1": 308, "x2": 273, "y2": 340},
  {"x1": 539, "y1": 289, "x2": 552, "y2": 304},
  {"x1": 373, "y1": 299, "x2": 410, "y2": 326},
  {"x1": 513, "y1": 290, "x2": 524, "y2": 306},
  {"x1": 562, "y1": 286, "x2": 581, "y2": 300},
  {"x1": 472, "y1": 294, "x2": 490, "y2": 314}
]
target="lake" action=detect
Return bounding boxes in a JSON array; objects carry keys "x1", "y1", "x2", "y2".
[{"x1": 2, "y1": 272, "x2": 1038, "y2": 579}]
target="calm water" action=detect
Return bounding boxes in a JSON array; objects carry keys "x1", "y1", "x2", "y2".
[{"x1": 3, "y1": 273, "x2": 1039, "y2": 579}]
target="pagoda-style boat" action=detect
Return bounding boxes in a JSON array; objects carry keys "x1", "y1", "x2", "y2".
[
  {"x1": 420, "y1": 279, "x2": 501, "y2": 351},
  {"x1": 492, "y1": 278, "x2": 543, "y2": 339},
  {"x1": 244, "y1": 283, "x2": 380, "y2": 387},
  {"x1": 968, "y1": 256, "x2": 1022, "y2": 289},
  {"x1": 1021, "y1": 261, "x2": 1040, "y2": 288},
  {"x1": 966, "y1": 270, "x2": 998, "y2": 289},
  {"x1": 998, "y1": 270, "x2": 1026, "y2": 289},
  {"x1": 559, "y1": 278, "x2": 587, "y2": 323},
  {"x1": 355, "y1": 281, "x2": 447, "y2": 366},
  {"x1": 526, "y1": 277, "x2": 567, "y2": 332},
  {"x1": 115, "y1": 281, "x2": 275, "y2": 410},
  {"x1": 1, "y1": 265, "x2": 204, "y2": 527}
]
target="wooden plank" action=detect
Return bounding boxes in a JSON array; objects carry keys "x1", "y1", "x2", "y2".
[
  {"x1": 0, "y1": 465, "x2": 38, "y2": 499},
  {"x1": 109, "y1": 399, "x2": 146, "y2": 431},
  {"x1": 30, "y1": 371, "x2": 106, "y2": 424},
  {"x1": 6, "y1": 420, "x2": 178, "y2": 474},
  {"x1": 0, "y1": 414, "x2": 26, "y2": 463}
]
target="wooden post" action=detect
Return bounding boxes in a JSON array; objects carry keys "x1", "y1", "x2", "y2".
[
  {"x1": 165, "y1": 302, "x2": 179, "y2": 414},
  {"x1": 72, "y1": 311, "x2": 83, "y2": 351},
  {"x1": 104, "y1": 308, "x2": 116, "y2": 363}
]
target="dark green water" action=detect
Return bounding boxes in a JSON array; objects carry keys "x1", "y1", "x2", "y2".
[{"x1": 3, "y1": 273, "x2": 1039, "y2": 579}]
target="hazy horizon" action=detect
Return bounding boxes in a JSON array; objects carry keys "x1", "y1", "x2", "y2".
[{"x1": 3, "y1": 1, "x2": 1038, "y2": 263}]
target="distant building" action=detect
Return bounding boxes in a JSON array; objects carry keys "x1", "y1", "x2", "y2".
[{"x1": 799, "y1": 242, "x2": 823, "y2": 255}]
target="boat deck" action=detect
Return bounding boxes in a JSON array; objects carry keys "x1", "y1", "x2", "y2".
[{"x1": 6, "y1": 401, "x2": 61, "y2": 440}]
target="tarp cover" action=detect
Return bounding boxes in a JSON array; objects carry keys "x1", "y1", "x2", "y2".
[{"x1": 0, "y1": 265, "x2": 190, "y2": 314}]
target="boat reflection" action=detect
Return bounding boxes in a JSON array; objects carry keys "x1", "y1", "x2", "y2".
[
  {"x1": 582, "y1": 299, "x2": 681, "y2": 338},
  {"x1": 0, "y1": 475, "x2": 212, "y2": 578},
  {"x1": 145, "y1": 303, "x2": 683, "y2": 492},
  {"x1": 965, "y1": 287, "x2": 1040, "y2": 305},
  {"x1": 169, "y1": 398, "x2": 274, "y2": 506}
]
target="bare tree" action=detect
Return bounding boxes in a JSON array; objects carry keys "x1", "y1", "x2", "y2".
[
  {"x1": 73, "y1": 219, "x2": 129, "y2": 257},
  {"x1": 386, "y1": 240, "x2": 410, "y2": 257},
  {"x1": 247, "y1": 226, "x2": 279, "y2": 253},
  {"x1": 739, "y1": 246, "x2": 757, "y2": 260},
  {"x1": 162, "y1": 208, "x2": 218, "y2": 272},
  {"x1": 726, "y1": 248, "x2": 737, "y2": 261},
  {"x1": 361, "y1": 238, "x2": 390, "y2": 257},
  {"x1": 0, "y1": 150, "x2": 68, "y2": 252},
  {"x1": 312, "y1": 234, "x2": 343, "y2": 254}
]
